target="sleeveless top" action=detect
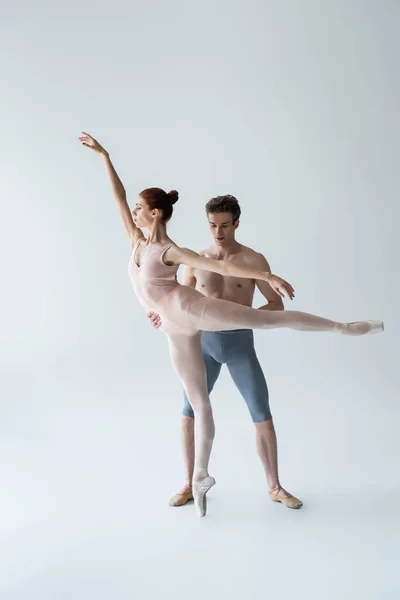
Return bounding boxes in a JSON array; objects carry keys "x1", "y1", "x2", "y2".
[{"x1": 128, "y1": 238, "x2": 179, "y2": 309}]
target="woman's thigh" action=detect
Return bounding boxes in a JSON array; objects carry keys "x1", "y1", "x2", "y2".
[{"x1": 166, "y1": 329, "x2": 209, "y2": 401}]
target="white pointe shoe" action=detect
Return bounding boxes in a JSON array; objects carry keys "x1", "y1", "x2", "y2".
[
  {"x1": 192, "y1": 476, "x2": 216, "y2": 517},
  {"x1": 365, "y1": 320, "x2": 384, "y2": 334},
  {"x1": 338, "y1": 320, "x2": 384, "y2": 336}
]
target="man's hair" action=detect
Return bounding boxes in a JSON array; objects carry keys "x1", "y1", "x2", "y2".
[{"x1": 205, "y1": 194, "x2": 241, "y2": 224}]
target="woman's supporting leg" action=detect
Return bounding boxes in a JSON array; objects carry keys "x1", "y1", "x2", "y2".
[
  {"x1": 166, "y1": 330, "x2": 216, "y2": 516},
  {"x1": 188, "y1": 294, "x2": 378, "y2": 335},
  {"x1": 169, "y1": 352, "x2": 222, "y2": 508},
  {"x1": 166, "y1": 331, "x2": 215, "y2": 475}
]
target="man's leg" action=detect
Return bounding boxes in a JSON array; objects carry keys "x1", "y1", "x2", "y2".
[
  {"x1": 254, "y1": 418, "x2": 279, "y2": 490},
  {"x1": 254, "y1": 420, "x2": 302, "y2": 508},
  {"x1": 225, "y1": 331, "x2": 303, "y2": 509},
  {"x1": 169, "y1": 347, "x2": 222, "y2": 506}
]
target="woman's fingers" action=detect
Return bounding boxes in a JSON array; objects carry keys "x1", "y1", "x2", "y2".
[
  {"x1": 82, "y1": 142, "x2": 96, "y2": 150},
  {"x1": 79, "y1": 132, "x2": 99, "y2": 149},
  {"x1": 272, "y1": 280, "x2": 294, "y2": 300},
  {"x1": 280, "y1": 283, "x2": 290, "y2": 298},
  {"x1": 274, "y1": 275, "x2": 295, "y2": 300},
  {"x1": 282, "y1": 281, "x2": 295, "y2": 299},
  {"x1": 79, "y1": 134, "x2": 93, "y2": 147},
  {"x1": 272, "y1": 281, "x2": 284, "y2": 297}
]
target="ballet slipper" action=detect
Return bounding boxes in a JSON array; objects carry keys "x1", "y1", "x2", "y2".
[
  {"x1": 192, "y1": 476, "x2": 216, "y2": 517},
  {"x1": 335, "y1": 320, "x2": 384, "y2": 336},
  {"x1": 168, "y1": 486, "x2": 194, "y2": 507},
  {"x1": 269, "y1": 488, "x2": 303, "y2": 509}
]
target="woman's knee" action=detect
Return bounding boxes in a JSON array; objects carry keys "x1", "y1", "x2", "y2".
[
  {"x1": 185, "y1": 391, "x2": 212, "y2": 413},
  {"x1": 187, "y1": 396, "x2": 212, "y2": 411}
]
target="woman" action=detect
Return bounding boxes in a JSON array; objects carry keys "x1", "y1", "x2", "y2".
[{"x1": 79, "y1": 132, "x2": 383, "y2": 517}]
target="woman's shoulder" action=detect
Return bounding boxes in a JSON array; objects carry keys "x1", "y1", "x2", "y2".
[{"x1": 131, "y1": 236, "x2": 146, "y2": 249}]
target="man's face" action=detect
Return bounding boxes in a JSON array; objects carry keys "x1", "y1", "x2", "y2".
[{"x1": 207, "y1": 211, "x2": 239, "y2": 245}]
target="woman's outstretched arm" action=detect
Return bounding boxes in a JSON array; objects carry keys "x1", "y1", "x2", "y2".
[
  {"x1": 79, "y1": 132, "x2": 144, "y2": 246},
  {"x1": 165, "y1": 246, "x2": 295, "y2": 300}
]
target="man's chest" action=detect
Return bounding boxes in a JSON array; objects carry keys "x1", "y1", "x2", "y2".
[{"x1": 194, "y1": 266, "x2": 255, "y2": 302}]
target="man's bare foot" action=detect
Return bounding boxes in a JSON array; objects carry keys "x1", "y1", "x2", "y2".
[
  {"x1": 168, "y1": 484, "x2": 193, "y2": 507},
  {"x1": 269, "y1": 486, "x2": 303, "y2": 509}
]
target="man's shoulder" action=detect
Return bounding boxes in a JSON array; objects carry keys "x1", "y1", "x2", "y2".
[
  {"x1": 238, "y1": 243, "x2": 268, "y2": 266},
  {"x1": 197, "y1": 243, "x2": 268, "y2": 264},
  {"x1": 198, "y1": 246, "x2": 215, "y2": 258}
]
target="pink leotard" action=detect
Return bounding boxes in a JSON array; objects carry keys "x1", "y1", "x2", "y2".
[{"x1": 129, "y1": 238, "x2": 179, "y2": 311}]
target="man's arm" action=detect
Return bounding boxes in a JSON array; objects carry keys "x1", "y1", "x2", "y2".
[{"x1": 253, "y1": 254, "x2": 285, "y2": 311}]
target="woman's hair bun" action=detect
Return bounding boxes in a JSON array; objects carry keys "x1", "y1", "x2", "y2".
[{"x1": 168, "y1": 190, "x2": 179, "y2": 205}]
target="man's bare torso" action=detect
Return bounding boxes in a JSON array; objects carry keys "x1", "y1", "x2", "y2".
[{"x1": 193, "y1": 244, "x2": 263, "y2": 307}]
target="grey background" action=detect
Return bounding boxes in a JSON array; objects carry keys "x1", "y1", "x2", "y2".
[{"x1": 1, "y1": 1, "x2": 399, "y2": 599}]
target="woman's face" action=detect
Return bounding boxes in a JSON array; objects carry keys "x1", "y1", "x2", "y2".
[{"x1": 132, "y1": 197, "x2": 154, "y2": 227}]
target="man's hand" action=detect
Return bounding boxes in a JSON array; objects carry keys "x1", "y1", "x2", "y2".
[{"x1": 147, "y1": 311, "x2": 162, "y2": 328}]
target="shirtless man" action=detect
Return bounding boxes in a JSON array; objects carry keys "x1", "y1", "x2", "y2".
[{"x1": 148, "y1": 195, "x2": 302, "y2": 509}]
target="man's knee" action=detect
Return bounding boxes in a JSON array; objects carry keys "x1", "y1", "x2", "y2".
[
  {"x1": 182, "y1": 405, "x2": 195, "y2": 418},
  {"x1": 249, "y1": 398, "x2": 272, "y2": 423},
  {"x1": 254, "y1": 418, "x2": 275, "y2": 434},
  {"x1": 182, "y1": 414, "x2": 195, "y2": 432},
  {"x1": 182, "y1": 391, "x2": 195, "y2": 418}
]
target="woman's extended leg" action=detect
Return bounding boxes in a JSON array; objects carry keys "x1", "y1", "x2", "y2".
[
  {"x1": 187, "y1": 294, "x2": 382, "y2": 335},
  {"x1": 166, "y1": 329, "x2": 216, "y2": 516}
]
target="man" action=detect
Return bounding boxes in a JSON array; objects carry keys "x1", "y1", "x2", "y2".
[{"x1": 148, "y1": 195, "x2": 302, "y2": 509}]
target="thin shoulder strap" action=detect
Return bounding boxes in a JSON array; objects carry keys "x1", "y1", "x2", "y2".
[
  {"x1": 159, "y1": 243, "x2": 176, "y2": 265},
  {"x1": 149, "y1": 241, "x2": 174, "y2": 254},
  {"x1": 133, "y1": 236, "x2": 145, "y2": 250}
]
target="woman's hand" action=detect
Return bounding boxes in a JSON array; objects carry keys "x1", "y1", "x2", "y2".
[
  {"x1": 79, "y1": 132, "x2": 108, "y2": 156},
  {"x1": 265, "y1": 273, "x2": 295, "y2": 300}
]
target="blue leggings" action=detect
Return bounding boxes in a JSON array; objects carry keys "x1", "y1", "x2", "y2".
[{"x1": 182, "y1": 329, "x2": 272, "y2": 422}]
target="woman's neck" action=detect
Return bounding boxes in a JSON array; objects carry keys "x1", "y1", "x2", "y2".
[{"x1": 148, "y1": 219, "x2": 170, "y2": 243}]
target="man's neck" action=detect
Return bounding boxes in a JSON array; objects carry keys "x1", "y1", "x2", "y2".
[{"x1": 212, "y1": 239, "x2": 242, "y2": 259}]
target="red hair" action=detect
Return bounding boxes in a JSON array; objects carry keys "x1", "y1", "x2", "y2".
[{"x1": 140, "y1": 187, "x2": 179, "y2": 221}]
